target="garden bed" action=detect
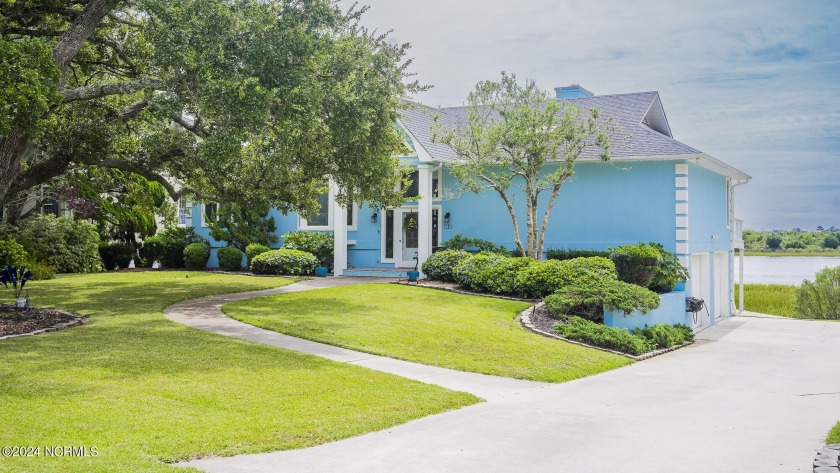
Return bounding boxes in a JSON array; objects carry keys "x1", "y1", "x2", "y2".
[{"x1": 0, "y1": 305, "x2": 86, "y2": 339}]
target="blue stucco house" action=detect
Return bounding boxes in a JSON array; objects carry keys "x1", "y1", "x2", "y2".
[{"x1": 182, "y1": 84, "x2": 751, "y2": 330}]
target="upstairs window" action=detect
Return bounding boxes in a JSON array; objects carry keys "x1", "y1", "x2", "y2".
[{"x1": 178, "y1": 197, "x2": 192, "y2": 227}]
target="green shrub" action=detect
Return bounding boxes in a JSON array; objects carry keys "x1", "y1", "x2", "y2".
[
  {"x1": 515, "y1": 256, "x2": 617, "y2": 299},
  {"x1": 23, "y1": 259, "x2": 55, "y2": 280},
  {"x1": 647, "y1": 242, "x2": 689, "y2": 293},
  {"x1": 98, "y1": 241, "x2": 136, "y2": 270},
  {"x1": 765, "y1": 234, "x2": 782, "y2": 249},
  {"x1": 555, "y1": 317, "x2": 651, "y2": 356},
  {"x1": 632, "y1": 324, "x2": 694, "y2": 349},
  {"x1": 139, "y1": 236, "x2": 163, "y2": 268},
  {"x1": 245, "y1": 243, "x2": 270, "y2": 266},
  {"x1": 156, "y1": 227, "x2": 207, "y2": 268},
  {"x1": 250, "y1": 249, "x2": 318, "y2": 276},
  {"x1": 183, "y1": 242, "x2": 210, "y2": 270},
  {"x1": 13, "y1": 215, "x2": 101, "y2": 273},
  {"x1": 0, "y1": 238, "x2": 28, "y2": 267},
  {"x1": 546, "y1": 248, "x2": 610, "y2": 261},
  {"x1": 441, "y1": 233, "x2": 508, "y2": 254},
  {"x1": 452, "y1": 252, "x2": 506, "y2": 289},
  {"x1": 794, "y1": 266, "x2": 840, "y2": 319},
  {"x1": 467, "y1": 256, "x2": 534, "y2": 294},
  {"x1": 609, "y1": 243, "x2": 661, "y2": 287},
  {"x1": 545, "y1": 278, "x2": 660, "y2": 322},
  {"x1": 216, "y1": 247, "x2": 244, "y2": 271},
  {"x1": 421, "y1": 249, "x2": 471, "y2": 282},
  {"x1": 282, "y1": 231, "x2": 333, "y2": 268},
  {"x1": 823, "y1": 234, "x2": 840, "y2": 250}
]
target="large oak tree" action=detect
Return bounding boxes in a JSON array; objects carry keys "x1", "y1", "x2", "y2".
[{"x1": 1, "y1": 0, "x2": 414, "y2": 222}]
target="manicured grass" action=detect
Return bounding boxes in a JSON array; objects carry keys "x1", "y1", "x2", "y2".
[
  {"x1": 744, "y1": 251, "x2": 840, "y2": 257},
  {"x1": 224, "y1": 283, "x2": 632, "y2": 383},
  {"x1": 828, "y1": 422, "x2": 840, "y2": 444},
  {"x1": 736, "y1": 284, "x2": 798, "y2": 317},
  {"x1": 0, "y1": 272, "x2": 478, "y2": 473}
]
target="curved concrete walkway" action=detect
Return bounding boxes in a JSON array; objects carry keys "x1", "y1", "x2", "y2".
[
  {"x1": 164, "y1": 277, "x2": 550, "y2": 401},
  {"x1": 167, "y1": 280, "x2": 840, "y2": 473}
]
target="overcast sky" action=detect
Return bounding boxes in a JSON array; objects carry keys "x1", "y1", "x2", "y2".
[{"x1": 344, "y1": 0, "x2": 840, "y2": 231}]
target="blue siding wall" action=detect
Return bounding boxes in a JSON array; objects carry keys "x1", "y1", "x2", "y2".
[
  {"x1": 686, "y1": 164, "x2": 730, "y2": 254},
  {"x1": 439, "y1": 160, "x2": 678, "y2": 254}
]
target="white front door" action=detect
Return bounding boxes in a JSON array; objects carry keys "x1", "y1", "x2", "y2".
[
  {"x1": 690, "y1": 253, "x2": 712, "y2": 329},
  {"x1": 398, "y1": 209, "x2": 419, "y2": 268}
]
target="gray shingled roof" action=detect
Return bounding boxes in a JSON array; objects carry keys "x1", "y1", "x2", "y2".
[{"x1": 398, "y1": 92, "x2": 701, "y2": 162}]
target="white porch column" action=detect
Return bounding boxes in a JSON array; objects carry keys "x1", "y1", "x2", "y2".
[
  {"x1": 332, "y1": 183, "x2": 348, "y2": 276},
  {"x1": 739, "y1": 249, "x2": 745, "y2": 312},
  {"x1": 417, "y1": 164, "x2": 434, "y2": 276}
]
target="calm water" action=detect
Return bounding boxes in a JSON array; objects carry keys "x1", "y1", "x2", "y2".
[{"x1": 733, "y1": 256, "x2": 840, "y2": 285}]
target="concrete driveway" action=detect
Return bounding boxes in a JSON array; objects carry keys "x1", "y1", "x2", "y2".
[{"x1": 185, "y1": 314, "x2": 840, "y2": 473}]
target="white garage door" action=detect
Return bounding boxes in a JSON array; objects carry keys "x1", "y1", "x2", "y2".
[{"x1": 714, "y1": 251, "x2": 730, "y2": 320}]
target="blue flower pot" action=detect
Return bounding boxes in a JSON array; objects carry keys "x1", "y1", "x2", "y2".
[
  {"x1": 407, "y1": 271, "x2": 419, "y2": 282},
  {"x1": 314, "y1": 267, "x2": 328, "y2": 277}
]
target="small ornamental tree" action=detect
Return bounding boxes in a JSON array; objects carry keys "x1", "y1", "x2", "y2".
[{"x1": 434, "y1": 73, "x2": 611, "y2": 259}]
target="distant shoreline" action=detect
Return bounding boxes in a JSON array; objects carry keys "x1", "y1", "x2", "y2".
[{"x1": 743, "y1": 252, "x2": 840, "y2": 257}]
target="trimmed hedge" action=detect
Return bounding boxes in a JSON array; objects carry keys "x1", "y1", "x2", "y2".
[
  {"x1": 441, "y1": 233, "x2": 508, "y2": 254},
  {"x1": 155, "y1": 227, "x2": 207, "y2": 269},
  {"x1": 515, "y1": 257, "x2": 616, "y2": 299},
  {"x1": 245, "y1": 243, "x2": 270, "y2": 266},
  {"x1": 217, "y1": 247, "x2": 244, "y2": 271},
  {"x1": 140, "y1": 236, "x2": 163, "y2": 268},
  {"x1": 556, "y1": 317, "x2": 651, "y2": 355},
  {"x1": 467, "y1": 256, "x2": 534, "y2": 295},
  {"x1": 545, "y1": 278, "x2": 660, "y2": 322},
  {"x1": 421, "y1": 249, "x2": 471, "y2": 282},
  {"x1": 648, "y1": 242, "x2": 689, "y2": 293},
  {"x1": 633, "y1": 324, "x2": 694, "y2": 349},
  {"x1": 184, "y1": 242, "x2": 210, "y2": 270},
  {"x1": 452, "y1": 252, "x2": 506, "y2": 289},
  {"x1": 609, "y1": 243, "x2": 661, "y2": 288},
  {"x1": 546, "y1": 248, "x2": 610, "y2": 261},
  {"x1": 282, "y1": 231, "x2": 333, "y2": 268},
  {"x1": 251, "y1": 249, "x2": 318, "y2": 276}
]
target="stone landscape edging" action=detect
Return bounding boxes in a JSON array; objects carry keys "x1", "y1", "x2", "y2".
[
  {"x1": 814, "y1": 444, "x2": 840, "y2": 472},
  {"x1": 517, "y1": 302, "x2": 693, "y2": 361},
  {"x1": 0, "y1": 310, "x2": 87, "y2": 342}
]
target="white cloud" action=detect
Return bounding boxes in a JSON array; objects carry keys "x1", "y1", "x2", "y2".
[{"x1": 345, "y1": 0, "x2": 840, "y2": 230}]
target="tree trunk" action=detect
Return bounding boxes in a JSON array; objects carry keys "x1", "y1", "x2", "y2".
[
  {"x1": 537, "y1": 182, "x2": 563, "y2": 260},
  {"x1": 491, "y1": 186, "x2": 526, "y2": 256},
  {"x1": 0, "y1": 132, "x2": 30, "y2": 208}
]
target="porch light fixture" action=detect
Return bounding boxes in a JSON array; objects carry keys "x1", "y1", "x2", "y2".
[
  {"x1": 370, "y1": 212, "x2": 378, "y2": 224},
  {"x1": 443, "y1": 212, "x2": 451, "y2": 225}
]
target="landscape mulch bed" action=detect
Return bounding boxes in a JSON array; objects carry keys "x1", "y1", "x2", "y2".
[
  {"x1": 524, "y1": 303, "x2": 561, "y2": 334},
  {"x1": 0, "y1": 305, "x2": 85, "y2": 337}
]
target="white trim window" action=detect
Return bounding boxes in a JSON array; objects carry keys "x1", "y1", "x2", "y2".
[
  {"x1": 178, "y1": 196, "x2": 193, "y2": 227},
  {"x1": 201, "y1": 203, "x2": 218, "y2": 228},
  {"x1": 400, "y1": 168, "x2": 442, "y2": 200},
  {"x1": 298, "y1": 188, "x2": 358, "y2": 231}
]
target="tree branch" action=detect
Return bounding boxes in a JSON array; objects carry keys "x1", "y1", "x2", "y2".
[
  {"x1": 109, "y1": 99, "x2": 149, "y2": 121},
  {"x1": 53, "y1": 0, "x2": 120, "y2": 75},
  {"x1": 60, "y1": 78, "x2": 161, "y2": 104}
]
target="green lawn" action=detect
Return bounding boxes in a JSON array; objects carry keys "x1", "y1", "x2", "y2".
[
  {"x1": 736, "y1": 284, "x2": 798, "y2": 317},
  {"x1": 0, "y1": 272, "x2": 477, "y2": 473},
  {"x1": 224, "y1": 283, "x2": 632, "y2": 383},
  {"x1": 828, "y1": 422, "x2": 840, "y2": 444}
]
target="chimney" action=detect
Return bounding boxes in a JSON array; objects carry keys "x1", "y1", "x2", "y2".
[{"x1": 554, "y1": 84, "x2": 594, "y2": 100}]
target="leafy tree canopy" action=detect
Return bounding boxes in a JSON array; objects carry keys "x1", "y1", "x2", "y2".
[{"x1": 1, "y1": 0, "x2": 415, "y2": 222}]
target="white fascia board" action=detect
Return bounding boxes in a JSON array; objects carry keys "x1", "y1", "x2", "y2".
[
  {"x1": 579, "y1": 153, "x2": 751, "y2": 181},
  {"x1": 396, "y1": 119, "x2": 436, "y2": 163}
]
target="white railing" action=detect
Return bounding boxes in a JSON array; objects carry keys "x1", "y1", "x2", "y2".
[{"x1": 732, "y1": 218, "x2": 744, "y2": 249}]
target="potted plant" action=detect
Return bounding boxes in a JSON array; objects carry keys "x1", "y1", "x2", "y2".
[{"x1": 0, "y1": 265, "x2": 33, "y2": 311}]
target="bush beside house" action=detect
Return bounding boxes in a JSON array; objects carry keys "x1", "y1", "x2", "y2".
[
  {"x1": 245, "y1": 243, "x2": 270, "y2": 267},
  {"x1": 217, "y1": 247, "x2": 244, "y2": 271},
  {"x1": 282, "y1": 231, "x2": 333, "y2": 269},
  {"x1": 184, "y1": 243, "x2": 211, "y2": 270},
  {"x1": 99, "y1": 242, "x2": 136, "y2": 270},
  {"x1": 251, "y1": 249, "x2": 318, "y2": 276}
]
